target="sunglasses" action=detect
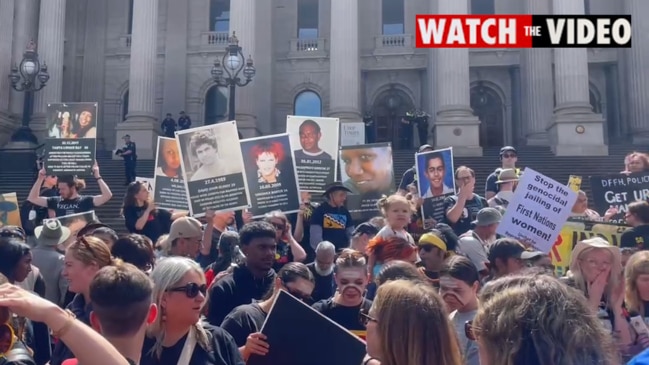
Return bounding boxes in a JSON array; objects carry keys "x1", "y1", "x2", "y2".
[
  {"x1": 419, "y1": 245, "x2": 435, "y2": 252},
  {"x1": 359, "y1": 309, "x2": 377, "y2": 327},
  {"x1": 465, "y1": 320, "x2": 477, "y2": 341},
  {"x1": 502, "y1": 153, "x2": 517, "y2": 158},
  {"x1": 271, "y1": 222, "x2": 286, "y2": 231},
  {"x1": 168, "y1": 283, "x2": 207, "y2": 298}
]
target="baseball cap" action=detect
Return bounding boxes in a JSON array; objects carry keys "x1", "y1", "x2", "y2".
[
  {"x1": 352, "y1": 222, "x2": 379, "y2": 237},
  {"x1": 471, "y1": 208, "x2": 502, "y2": 226},
  {"x1": 168, "y1": 217, "x2": 203, "y2": 242},
  {"x1": 418, "y1": 144, "x2": 434, "y2": 153},
  {"x1": 488, "y1": 238, "x2": 544, "y2": 265},
  {"x1": 418, "y1": 232, "x2": 447, "y2": 252},
  {"x1": 122, "y1": 134, "x2": 131, "y2": 139},
  {"x1": 499, "y1": 146, "x2": 517, "y2": 156}
]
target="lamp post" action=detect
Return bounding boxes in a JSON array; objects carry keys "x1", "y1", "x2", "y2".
[
  {"x1": 7, "y1": 40, "x2": 49, "y2": 144},
  {"x1": 210, "y1": 32, "x2": 256, "y2": 123}
]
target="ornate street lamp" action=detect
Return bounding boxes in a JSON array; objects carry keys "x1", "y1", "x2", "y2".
[
  {"x1": 210, "y1": 32, "x2": 256, "y2": 123},
  {"x1": 8, "y1": 40, "x2": 49, "y2": 144}
]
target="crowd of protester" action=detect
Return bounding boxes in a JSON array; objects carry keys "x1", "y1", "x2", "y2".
[{"x1": 0, "y1": 148, "x2": 648, "y2": 364}]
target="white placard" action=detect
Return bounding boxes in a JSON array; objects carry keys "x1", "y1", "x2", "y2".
[
  {"x1": 340, "y1": 122, "x2": 365, "y2": 146},
  {"x1": 496, "y1": 168, "x2": 577, "y2": 253},
  {"x1": 136, "y1": 177, "x2": 155, "y2": 193}
]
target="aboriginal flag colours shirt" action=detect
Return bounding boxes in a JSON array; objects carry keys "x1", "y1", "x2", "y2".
[
  {"x1": 312, "y1": 202, "x2": 352, "y2": 251},
  {"x1": 312, "y1": 298, "x2": 372, "y2": 340},
  {"x1": 46, "y1": 196, "x2": 94, "y2": 217}
]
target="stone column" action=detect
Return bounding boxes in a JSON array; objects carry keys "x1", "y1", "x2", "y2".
[
  {"x1": 509, "y1": 66, "x2": 522, "y2": 144},
  {"x1": 434, "y1": 0, "x2": 481, "y2": 156},
  {"x1": 229, "y1": 0, "x2": 258, "y2": 137},
  {"x1": 548, "y1": 0, "x2": 607, "y2": 156},
  {"x1": 117, "y1": 0, "x2": 159, "y2": 159},
  {"x1": 520, "y1": 0, "x2": 553, "y2": 146},
  {"x1": 162, "y1": 0, "x2": 188, "y2": 119},
  {"x1": 328, "y1": 0, "x2": 361, "y2": 127},
  {"x1": 0, "y1": 0, "x2": 15, "y2": 146},
  {"x1": 32, "y1": 0, "x2": 66, "y2": 141},
  {"x1": 605, "y1": 64, "x2": 622, "y2": 141},
  {"x1": 9, "y1": 0, "x2": 40, "y2": 118},
  {"x1": 625, "y1": 0, "x2": 649, "y2": 143}
]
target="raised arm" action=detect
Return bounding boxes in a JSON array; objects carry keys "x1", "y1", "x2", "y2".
[
  {"x1": 28, "y1": 169, "x2": 49, "y2": 208},
  {"x1": 91, "y1": 162, "x2": 113, "y2": 206}
]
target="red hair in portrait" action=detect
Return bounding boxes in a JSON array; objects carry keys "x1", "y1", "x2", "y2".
[{"x1": 250, "y1": 141, "x2": 285, "y2": 163}]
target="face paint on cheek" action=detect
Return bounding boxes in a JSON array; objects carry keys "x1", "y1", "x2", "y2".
[
  {"x1": 338, "y1": 270, "x2": 366, "y2": 295},
  {"x1": 440, "y1": 277, "x2": 466, "y2": 307}
]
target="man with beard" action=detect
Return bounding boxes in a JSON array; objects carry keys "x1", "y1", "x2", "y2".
[
  {"x1": 307, "y1": 241, "x2": 336, "y2": 303},
  {"x1": 198, "y1": 210, "x2": 236, "y2": 268},
  {"x1": 206, "y1": 221, "x2": 277, "y2": 326},
  {"x1": 312, "y1": 249, "x2": 372, "y2": 339},
  {"x1": 28, "y1": 164, "x2": 112, "y2": 218}
]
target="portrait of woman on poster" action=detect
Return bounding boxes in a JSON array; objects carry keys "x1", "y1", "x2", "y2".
[
  {"x1": 156, "y1": 139, "x2": 181, "y2": 178},
  {"x1": 251, "y1": 140, "x2": 285, "y2": 184},
  {"x1": 75, "y1": 110, "x2": 96, "y2": 138}
]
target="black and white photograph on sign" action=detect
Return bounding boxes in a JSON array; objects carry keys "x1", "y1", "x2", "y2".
[
  {"x1": 416, "y1": 148, "x2": 456, "y2": 226},
  {"x1": 175, "y1": 122, "x2": 250, "y2": 216},
  {"x1": 589, "y1": 172, "x2": 649, "y2": 224},
  {"x1": 153, "y1": 137, "x2": 189, "y2": 212},
  {"x1": 54, "y1": 210, "x2": 96, "y2": 249},
  {"x1": 44, "y1": 102, "x2": 98, "y2": 176},
  {"x1": 240, "y1": 134, "x2": 300, "y2": 218},
  {"x1": 286, "y1": 115, "x2": 339, "y2": 192},
  {"x1": 338, "y1": 142, "x2": 394, "y2": 221},
  {"x1": 247, "y1": 290, "x2": 366, "y2": 365}
]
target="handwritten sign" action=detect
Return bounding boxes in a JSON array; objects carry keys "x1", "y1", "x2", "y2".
[
  {"x1": 497, "y1": 168, "x2": 577, "y2": 253},
  {"x1": 589, "y1": 172, "x2": 649, "y2": 224}
]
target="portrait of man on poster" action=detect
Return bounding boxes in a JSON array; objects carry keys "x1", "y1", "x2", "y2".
[
  {"x1": 187, "y1": 130, "x2": 225, "y2": 182},
  {"x1": 294, "y1": 119, "x2": 333, "y2": 160},
  {"x1": 421, "y1": 152, "x2": 454, "y2": 198}
]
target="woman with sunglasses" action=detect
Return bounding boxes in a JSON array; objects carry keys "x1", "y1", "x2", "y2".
[
  {"x1": 312, "y1": 249, "x2": 372, "y2": 339},
  {"x1": 221, "y1": 262, "x2": 314, "y2": 361},
  {"x1": 263, "y1": 211, "x2": 306, "y2": 271},
  {"x1": 141, "y1": 257, "x2": 243, "y2": 365}
]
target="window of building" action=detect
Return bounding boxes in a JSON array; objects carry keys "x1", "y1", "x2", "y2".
[
  {"x1": 471, "y1": 0, "x2": 495, "y2": 15},
  {"x1": 294, "y1": 91, "x2": 322, "y2": 117},
  {"x1": 298, "y1": 0, "x2": 319, "y2": 39},
  {"x1": 382, "y1": 0, "x2": 404, "y2": 35},
  {"x1": 127, "y1": 0, "x2": 134, "y2": 34},
  {"x1": 210, "y1": 0, "x2": 230, "y2": 32},
  {"x1": 122, "y1": 90, "x2": 129, "y2": 121},
  {"x1": 205, "y1": 85, "x2": 228, "y2": 125}
]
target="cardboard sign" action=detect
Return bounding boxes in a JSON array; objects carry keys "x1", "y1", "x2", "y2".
[
  {"x1": 589, "y1": 172, "x2": 649, "y2": 224},
  {"x1": 248, "y1": 290, "x2": 366, "y2": 365},
  {"x1": 497, "y1": 168, "x2": 577, "y2": 253}
]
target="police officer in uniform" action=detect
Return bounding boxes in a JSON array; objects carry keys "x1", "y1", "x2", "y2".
[{"x1": 116, "y1": 134, "x2": 137, "y2": 185}]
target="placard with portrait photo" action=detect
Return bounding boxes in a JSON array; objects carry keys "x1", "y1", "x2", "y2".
[
  {"x1": 44, "y1": 102, "x2": 98, "y2": 176},
  {"x1": 153, "y1": 137, "x2": 189, "y2": 212},
  {"x1": 240, "y1": 133, "x2": 300, "y2": 218},
  {"x1": 416, "y1": 147, "x2": 456, "y2": 226},
  {"x1": 55, "y1": 210, "x2": 96, "y2": 249},
  {"x1": 286, "y1": 116, "x2": 339, "y2": 193},
  {"x1": 0, "y1": 193, "x2": 21, "y2": 229},
  {"x1": 175, "y1": 121, "x2": 251, "y2": 216},
  {"x1": 339, "y1": 142, "x2": 394, "y2": 221}
]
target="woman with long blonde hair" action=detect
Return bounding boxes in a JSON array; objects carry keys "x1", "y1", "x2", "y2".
[
  {"x1": 625, "y1": 251, "x2": 649, "y2": 354},
  {"x1": 363, "y1": 279, "x2": 462, "y2": 365},
  {"x1": 472, "y1": 271, "x2": 620, "y2": 365},
  {"x1": 560, "y1": 237, "x2": 631, "y2": 347}
]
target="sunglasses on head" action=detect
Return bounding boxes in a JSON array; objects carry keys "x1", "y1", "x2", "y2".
[
  {"x1": 0, "y1": 227, "x2": 26, "y2": 241},
  {"x1": 167, "y1": 282, "x2": 207, "y2": 298}
]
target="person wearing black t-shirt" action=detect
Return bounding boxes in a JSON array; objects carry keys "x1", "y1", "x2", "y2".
[
  {"x1": 206, "y1": 222, "x2": 278, "y2": 327},
  {"x1": 310, "y1": 182, "x2": 355, "y2": 252},
  {"x1": 307, "y1": 241, "x2": 336, "y2": 303},
  {"x1": 443, "y1": 166, "x2": 487, "y2": 236},
  {"x1": 221, "y1": 262, "x2": 314, "y2": 361},
  {"x1": 122, "y1": 181, "x2": 174, "y2": 243},
  {"x1": 312, "y1": 249, "x2": 371, "y2": 340},
  {"x1": 28, "y1": 164, "x2": 113, "y2": 218},
  {"x1": 621, "y1": 201, "x2": 649, "y2": 250}
]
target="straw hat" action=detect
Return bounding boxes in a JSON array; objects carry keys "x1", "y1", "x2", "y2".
[{"x1": 569, "y1": 237, "x2": 622, "y2": 275}]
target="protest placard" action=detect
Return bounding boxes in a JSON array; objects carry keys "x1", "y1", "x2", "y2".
[
  {"x1": 567, "y1": 175, "x2": 582, "y2": 192},
  {"x1": 153, "y1": 137, "x2": 189, "y2": 212},
  {"x1": 248, "y1": 290, "x2": 366, "y2": 365},
  {"x1": 338, "y1": 142, "x2": 394, "y2": 221},
  {"x1": 0, "y1": 193, "x2": 21, "y2": 228},
  {"x1": 287, "y1": 116, "x2": 339, "y2": 192},
  {"x1": 589, "y1": 172, "x2": 649, "y2": 224},
  {"x1": 497, "y1": 168, "x2": 577, "y2": 253},
  {"x1": 550, "y1": 218, "x2": 629, "y2": 276},
  {"x1": 340, "y1": 122, "x2": 365, "y2": 146},
  {"x1": 417, "y1": 147, "x2": 455, "y2": 226},
  {"x1": 55, "y1": 210, "x2": 96, "y2": 249},
  {"x1": 44, "y1": 103, "x2": 98, "y2": 176},
  {"x1": 176, "y1": 122, "x2": 250, "y2": 217},
  {"x1": 135, "y1": 177, "x2": 154, "y2": 193},
  {"x1": 240, "y1": 134, "x2": 301, "y2": 218}
]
